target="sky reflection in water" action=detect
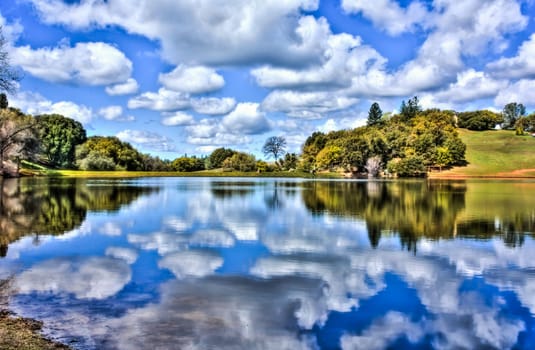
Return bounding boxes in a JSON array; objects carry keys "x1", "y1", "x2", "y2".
[{"x1": 1, "y1": 177, "x2": 535, "y2": 349}]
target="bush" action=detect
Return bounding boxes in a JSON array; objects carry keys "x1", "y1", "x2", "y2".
[
  {"x1": 77, "y1": 153, "x2": 116, "y2": 171},
  {"x1": 387, "y1": 156, "x2": 426, "y2": 177}
]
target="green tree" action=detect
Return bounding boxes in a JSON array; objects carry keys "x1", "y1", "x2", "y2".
[
  {"x1": 171, "y1": 156, "x2": 205, "y2": 172},
  {"x1": 0, "y1": 28, "x2": 20, "y2": 94},
  {"x1": 207, "y1": 147, "x2": 235, "y2": 169},
  {"x1": 35, "y1": 114, "x2": 87, "y2": 168},
  {"x1": 400, "y1": 96, "x2": 421, "y2": 121},
  {"x1": 316, "y1": 145, "x2": 343, "y2": 170},
  {"x1": 282, "y1": 153, "x2": 298, "y2": 170},
  {"x1": 75, "y1": 136, "x2": 143, "y2": 171},
  {"x1": 262, "y1": 136, "x2": 286, "y2": 163},
  {"x1": 0, "y1": 93, "x2": 7, "y2": 109},
  {"x1": 502, "y1": 102, "x2": 526, "y2": 129},
  {"x1": 367, "y1": 102, "x2": 383, "y2": 126},
  {"x1": 222, "y1": 152, "x2": 257, "y2": 172},
  {"x1": 457, "y1": 110, "x2": 503, "y2": 130}
]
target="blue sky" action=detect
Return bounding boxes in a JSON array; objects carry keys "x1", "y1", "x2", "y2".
[{"x1": 1, "y1": 0, "x2": 535, "y2": 159}]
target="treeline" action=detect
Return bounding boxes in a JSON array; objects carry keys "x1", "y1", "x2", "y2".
[
  {"x1": 302, "y1": 97, "x2": 467, "y2": 176},
  {"x1": 0, "y1": 103, "x2": 299, "y2": 175}
]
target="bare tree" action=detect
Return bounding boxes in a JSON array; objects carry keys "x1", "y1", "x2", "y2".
[
  {"x1": 262, "y1": 136, "x2": 286, "y2": 163},
  {"x1": 0, "y1": 27, "x2": 20, "y2": 94},
  {"x1": 365, "y1": 156, "x2": 383, "y2": 178},
  {"x1": 0, "y1": 110, "x2": 36, "y2": 176}
]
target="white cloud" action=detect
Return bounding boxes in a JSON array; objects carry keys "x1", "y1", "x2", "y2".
[
  {"x1": 127, "y1": 88, "x2": 190, "y2": 111},
  {"x1": 9, "y1": 91, "x2": 93, "y2": 124},
  {"x1": 161, "y1": 111, "x2": 194, "y2": 126},
  {"x1": 106, "y1": 78, "x2": 139, "y2": 96},
  {"x1": 12, "y1": 41, "x2": 133, "y2": 86},
  {"x1": 158, "y1": 250, "x2": 223, "y2": 278},
  {"x1": 116, "y1": 129, "x2": 176, "y2": 152},
  {"x1": 28, "y1": 0, "x2": 326, "y2": 67},
  {"x1": 105, "y1": 247, "x2": 138, "y2": 265},
  {"x1": 342, "y1": 0, "x2": 430, "y2": 36},
  {"x1": 191, "y1": 97, "x2": 236, "y2": 115},
  {"x1": 262, "y1": 90, "x2": 359, "y2": 119},
  {"x1": 222, "y1": 102, "x2": 271, "y2": 135},
  {"x1": 487, "y1": 33, "x2": 535, "y2": 79},
  {"x1": 495, "y1": 79, "x2": 535, "y2": 107},
  {"x1": 98, "y1": 105, "x2": 121, "y2": 120},
  {"x1": 15, "y1": 257, "x2": 131, "y2": 299},
  {"x1": 159, "y1": 65, "x2": 224, "y2": 94},
  {"x1": 98, "y1": 105, "x2": 135, "y2": 122}
]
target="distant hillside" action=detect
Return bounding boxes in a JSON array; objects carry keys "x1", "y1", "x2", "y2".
[{"x1": 431, "y1": 129, "x2": 535, "y2": 178}]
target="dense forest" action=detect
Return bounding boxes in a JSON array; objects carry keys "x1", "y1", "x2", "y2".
[{"x1": 1, "y1": 93, "x2": 534, "y2": 178}]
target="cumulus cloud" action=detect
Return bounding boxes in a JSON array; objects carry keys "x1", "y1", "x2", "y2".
[
  {"x1": 127, "y1": 88, "x2": 190, "y2": 111},
  {"x1": 495, "y1": 79, "x2": 535, "y2": 107},
  {"x1": 161, "y1": 111, "x2": 194, "y2": 126},
  {"x1": 106, "y1": 78, "x2": 139, "y2": 95},
  {"x1": 12, "y1": 41, "x2": 133, "y2": 86},
  {"x1": 341, "y1": 0, "x2": 430, "y2": 36},
  {"x1": 105, "y1": 247, "x2": 139, "y2": 264},
  {"x1": 28, "y1": 0, "x2": 325, "y2": 67},
  {"x1": 158, "y1": 250, "x2": 223, "y2": 278},
  {"x1": 116, "y1": 129, "x2": 176, "y2": 152},
  {"x1": 222, "y1": 103, "x2": 271, "y2": 135},
  {"x1": 262, "y1": 90, "x2": 359, "y2": 119},
  {"x1": 9, "y1": 91, "x2": 93, "y2": 124},
  {"x1": 15, "y1": 257, "x2": 131, "y2": 299},
  {"x1": 191, "y1": 97, "x2": 236, "y2": 115},
  {"x1": 98, "y1": 105, "x2": 134, "y2": 122},
  {"x1": 487, "y1": 33, "x2": 535, "y2": 79},
  {"x1": 159, "y1": 65, "x2": 224, "y2": 94}
]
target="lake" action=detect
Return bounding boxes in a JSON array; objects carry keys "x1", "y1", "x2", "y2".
[{"x1": 1, "y1": 177, "x2": 535, "y2": 349}]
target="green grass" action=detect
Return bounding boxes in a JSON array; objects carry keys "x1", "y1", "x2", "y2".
[
  {"x1": 44, "y1": 169, "x2": 339, "y2": 179},
  {"x1": 433, "y1": 129, "x2": 535, "y2": 177}
]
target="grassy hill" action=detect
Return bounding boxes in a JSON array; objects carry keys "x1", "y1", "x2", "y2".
[{"x1": 431, "y1": 129, "x2": 535, "y2": 178}]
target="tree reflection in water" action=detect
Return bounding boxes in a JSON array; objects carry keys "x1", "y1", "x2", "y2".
[
  {"x1": 302, "y1": 180, "x2": 535, "y2": 250},
  {"x1": 0, "y1": 178, "x2": 157, "y2": 256}
]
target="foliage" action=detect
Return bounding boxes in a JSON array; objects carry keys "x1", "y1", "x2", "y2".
[
  {"x1": 262, "y1": 136, "x2": 286, "y2": 162},
  {"x1": 514, "y1": 113, "x2": 535, "y2": 134},
  {"x1": 75, "y1": 136, "x2": 144, "y2": 171},
  {"x1": 0, "y1": 29, "x2": 20, "y2": 94},
  {"x1": 281, "y1": 152, "x2": 298, "y2": 170},
  {"x1": 502, "y1": 102, "x2": 526, "y2": 129},
  {"x1": 399, "y1": 96, "x2": 421, "y2": 122},
  {"x1": 387, "y1": 155, "x2": 426, "y2": 177},
  {"x1": 0, "y1": 93, "x2": 7, "y2": 109},
  {"x1": 222, "y1": 152, "x2": 257, "y2": 172},
  {"x1": 457, "y1": 110, "x2": 503, "y2": 130},
  {"x1": 367, "y1": 102, "x2": 383, "y2": 126},
  {"x1": 301, "y1": 103, "x2": 465, "y2": 177},
  {"x1": 171, "y1": 156, "x2": 205, "y2": 172},
  {"x1": 35, "y1": 114, "x2": 87, "y2": 168},
  {"x1": 207, "y1": 147, "x2": 235, "y2": 169},
  {"x1": 77, "y1": 153, "x2": 116, "y2": 171}
]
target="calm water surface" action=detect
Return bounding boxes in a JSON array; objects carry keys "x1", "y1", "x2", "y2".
[{"x1": 1, "y1": 177, "x2": 535, "y2": 349}]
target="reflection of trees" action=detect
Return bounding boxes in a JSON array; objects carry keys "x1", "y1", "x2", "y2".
[
  {"x1": 303, "y1": 180, "x2": 535, "y2": 249},
  {"x1": 303, "y1": 181, "x2": 467, "y2": 250},
  {"x1": 210, "y1": 181, "x2": 255, "y2": 199},
  {"x1": 0, "y1": 178, "x2": 157, "y2": 255}
]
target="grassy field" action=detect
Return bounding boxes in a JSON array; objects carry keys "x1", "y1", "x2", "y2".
[
  {"x1": 40, "y1": 169, "x2": 342, "y2": 179},
  {"x1": 431, "y1": 129, "x2": 535, "y2": 178}
]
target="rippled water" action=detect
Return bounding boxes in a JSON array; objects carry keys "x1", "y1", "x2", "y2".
[{"x1": 1, "y1": 177, "x2": 535, "y2": 349}]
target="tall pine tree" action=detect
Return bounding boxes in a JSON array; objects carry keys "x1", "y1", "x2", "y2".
[{"x1": 367, "y1": 102, "x2": 383, "y2": 126}]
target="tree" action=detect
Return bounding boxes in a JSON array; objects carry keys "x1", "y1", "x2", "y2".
[
  {"x1": 75, "y1": 136, "x2": 143, "y2": 171},
  {"x1": 0, "y1": 28, "x2": 20, "y2": 94},
  {"x1": 502, "y1": 102, "x2": 526, "y2": 129},
  {"x1": 35, "y1": 114, "x2": 87, "y2": 168},
  {"x1": 367, "y1": 102, "x2": 383, "y2": 126},
  {"x1": 0, "y1": 109, "x2": 37, "y2": 176},
  {"x1": 0, "y1": 93, "x2": 7, "y2": 109},
  {"x1": 207, "y1": 147, "x2": 235, "y2": 169},
  {"x1": 400, "y1": 96, "x2": 421, "y2": 121},
  {"x1": 262, "y1": 136, "x2": 286, "y2": 163},
  {"x1": 222, "y1": 152, "x2": 257, "y2": 172}
]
